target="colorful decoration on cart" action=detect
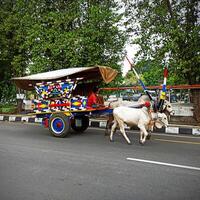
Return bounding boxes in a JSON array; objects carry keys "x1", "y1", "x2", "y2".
[
  {"x1": 71, "y1": 96, "x2": 87, "y2": 111},
  {"x1": 158, "y1": 66, "x2": 168, "y2": 111},
  {"x1": 32, "y1": 96, "x2": 87, "y2": 113},
  {"x1": 32, "y1": 99, "x2": 71, "y2": 113},
  {"x1": 35, "y1": 79, "x2": 77, "y2": 99}
]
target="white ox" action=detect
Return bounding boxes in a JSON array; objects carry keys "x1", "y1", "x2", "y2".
[
  {"x1": 110, "y1": 106, "x2": 168, "y2": 145},
  {"x1": 105, "y1": 95, "x2": 174, "y2": 135}
]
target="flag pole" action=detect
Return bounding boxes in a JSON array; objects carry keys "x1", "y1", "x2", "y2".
[{"x1": 125, "y1": 56, "x2": 153, "y2": 101}]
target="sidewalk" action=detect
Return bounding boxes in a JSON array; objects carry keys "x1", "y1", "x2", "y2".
[{"x1": 0, "y1": 114, "x2": 200, "y2": 136}]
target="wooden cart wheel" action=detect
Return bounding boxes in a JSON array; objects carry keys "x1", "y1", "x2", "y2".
[
  {"x1": 71, "y1": 115, "x2": 89, "y2": 133},
  {"x1": 49, "y1": 113, "x2": 71, "y2": 137}
]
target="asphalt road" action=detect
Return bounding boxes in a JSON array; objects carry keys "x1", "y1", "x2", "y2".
[{"x1": 0, "y1": 122, "x2": 200, "y2": 200}]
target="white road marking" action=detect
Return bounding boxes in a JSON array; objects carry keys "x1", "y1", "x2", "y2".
[{"x1": 126, "y1": 157, "x2": 200, "y2": 171}]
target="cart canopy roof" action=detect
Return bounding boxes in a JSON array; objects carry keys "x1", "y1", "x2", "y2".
[{"x1": 12, "y1": 65, "x2": 118, "y2": 90}]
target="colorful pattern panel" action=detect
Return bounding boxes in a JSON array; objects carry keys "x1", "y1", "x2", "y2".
[
  {"x1": 71, "y1": 97, "x2": 87, "y2": 111},
  {"x1": 32, "y1": 97, "x2": 88, "y2": 113},
  {"x1": 32, "y1": 100, "x2": 50, "y2": 113},
  {"x1": 32, "y1": 99, "x2": 71, "y2": 113},
  {"x1": 35, "y1": 79, "x2": 76, "y2": 99},
  {"x1": 49, "y1": 100, "x2": 71, "y2": 112}
]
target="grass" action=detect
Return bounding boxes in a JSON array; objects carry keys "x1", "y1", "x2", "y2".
[{"x1": 0, "y1": 103, "x2": 17, "y2": 114}]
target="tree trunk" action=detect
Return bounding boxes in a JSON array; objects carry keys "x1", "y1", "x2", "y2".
[
  {"x1": 17, "y1": 99, "x2": 23, "y2": 114},
  {"x1": 190, "y1": 89, "x2": 200, "y2": 124}
]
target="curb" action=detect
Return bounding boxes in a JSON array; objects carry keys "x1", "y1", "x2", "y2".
[
  {"x1": 89, "y1": 119, "x2": 200, "y2": 136},
  {"x1": 0, "y1": 115, "x2": 200, "y2": 136}
]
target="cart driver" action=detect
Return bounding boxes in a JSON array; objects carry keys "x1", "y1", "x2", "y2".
[{"x1": 87, "y1": 86, "x2": 104, "y2": 108}]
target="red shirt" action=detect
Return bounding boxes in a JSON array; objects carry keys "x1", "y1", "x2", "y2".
[{"x1": 87, "y1": 92, "x2": 97, "y2": 107}]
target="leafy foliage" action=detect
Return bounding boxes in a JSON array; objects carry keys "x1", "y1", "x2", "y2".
[
  {"x1": 123, "y1": 0, "x2": 200, "y2": 85},
  {"x1": 123, "y1": 0, "x2": 200, "y2": 122},
  {"x1": 0, "y1": 0, "x2": 127, "y2": 101}
]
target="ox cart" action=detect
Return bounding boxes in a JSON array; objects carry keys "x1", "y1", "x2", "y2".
[{"x1": 12, "y1": 65, "x2": 117, "y2": 137}]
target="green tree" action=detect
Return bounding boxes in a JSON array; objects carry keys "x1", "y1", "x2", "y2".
[
  {"x1": 0, "y1": 0, "x2": 126, "y2": 102},
  {"x1": 21, "y1": 0, "x2": 126, "y2": 75},
  {"x1": 0, "y1": 0, "x2": 27, "y2": 102},
  {"x1": 123, "y1": 0, "x2": 200, "y2": 122},
  {"x1": 123, "y1": 71, "x2": 138, "y2": 86},
  {"x1": 124, "y1": 0, "x2": 199, "y2": 84}
]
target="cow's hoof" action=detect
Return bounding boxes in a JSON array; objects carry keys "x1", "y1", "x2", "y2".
[
  {"x1": 139, "y1": 140, "x2": 144, "y2": 145},
  {"x1": 110, "y1": 139, "x2": 114, "y2": 142},
  {"x1": 146, "y1": 134, "x2": 151, "y2": 140},
  {"x1": 127, "y1": 142, "x2": 132, "y2": 145}
]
